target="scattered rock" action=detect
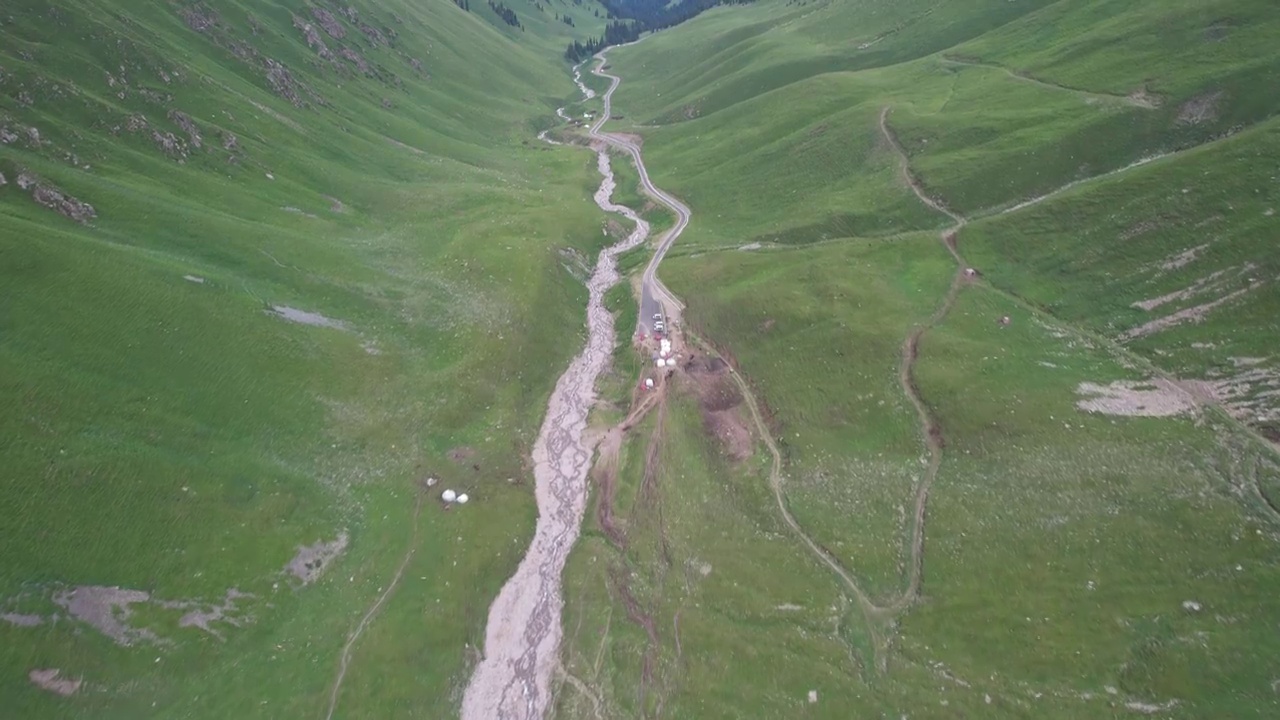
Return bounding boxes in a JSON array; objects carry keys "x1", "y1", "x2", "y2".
[
  {"x1": 339, "y1": 47, "x2": 372, "y2": 75},
  {"x1": 381, "y1": 97, "x2": 393, "y2": 109},
  {"x1": 29, "y1": 669, "x2": 81, "y2": 697},
  {"x1": 125, "y1": 113, "x2": 148, "y2": 132},
  {"x1": 311, "y1": 7, "x2": 347, "y2": 39},
  {"x1": 151, "y1": 129, "x2": 186, "y2": 158},
  {"x1": 18, "y1": 172, "x2": 97, "y2": 224},
  {"x1": 292, "y1": 13, "x2": 334, "y2": 61},
  {"x1": 221, "y1": 130, "x2": 238, "y2": 151},
  {"x1": 180, "y1": 4, "x2": 218, "y2": 33},
  {"x1": 409, "y1": 57, "x2": 424, "y2": 75},
  {"x1": 167, "y1": 110, "x2": 202, "y2": 148},
  {"x1": 24, "y1": 126, "x2": 40, "y2": 145},
  {"x1": 360, "y1": 23, "x2": 389, "y2": 46},
  {"x1": 0, "y1": 126, "x2": 17, "y2": 144},
  {"x1": 183, "y1": 275, "x2": 205, "y2": 284},
  {"x1": 0, "y1": 171, "x2": 6, "y2": 187},
  {"x1": 1182, "y1": 600, "x2": 1202, "y2": 612},
  {"x1": 286, "y1": 532, "x2": 350, "y2": 584},
  {"x1": 998, "y1": 315, "x2": 1012, "y2": 326},
  {"x1": 264, "y1": 59, "x2": 303, "y2": 107}
]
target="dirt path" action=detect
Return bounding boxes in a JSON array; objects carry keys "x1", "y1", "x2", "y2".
[
  {"x1": 941, "y1": 56, "x2": 1160, "y2": 109},
  {"x1": 325, "y1": 492, "x2": 425, "y2": 720},
  {"x1": 460, "y1": 84, "x2": 651, "y2": 720},
  {"x1": 879, "y1": 106, "x2": 968, "y2": 611}
]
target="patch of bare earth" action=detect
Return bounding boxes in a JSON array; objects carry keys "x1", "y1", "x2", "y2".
[
  {"x1": 29, "y1": 669, "x2": 81, "y2": 696},
  {"x1": 682, "y1": 353, "x2": 753, "y2": 461},
  {"x1": 53, "y1": 586, "x2": 162, "y2": 646},
  {"x1": 1121, "y1": 282, "x2": 1261, "y2": 341},
  {"x1": 1176, "y1": 90, "x2": 1224, "y2": 125},
  {"x1": 1130, "y1": 266, "x2": 1240, "y2": 311},
  {"x1": 1075, "y1": 379, "x2": 1197, "y2": 417},
  {"x1": 287, "y1": 531, "x2": 349, "y2": 584},
  {"x1": 163, "y1": 588, "x2": 253, "y2": 639},
  {"x1": 1, "y1": 613, "x2": 43, "y2": 627},
  {"x1": 1155, "y1": 243, "x2": 1210, "y2": 272}
]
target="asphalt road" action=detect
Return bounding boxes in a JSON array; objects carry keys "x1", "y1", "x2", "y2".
[{"x1": 587, "y1": 49, "x2": 692, "y2": 336}]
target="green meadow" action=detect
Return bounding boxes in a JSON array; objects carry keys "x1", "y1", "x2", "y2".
[
  {"x1": 557, "y1": 0, "x2": 1280, "y2": 717},
  {"x1": 1, "y1": 0, "x2": 612, "y2": 717}
]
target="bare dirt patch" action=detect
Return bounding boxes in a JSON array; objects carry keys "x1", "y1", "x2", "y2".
[
  {"x1": 1176, "y1": 90, "x2": 1225, "y2": 126},
  {"x1": 286, "y1": 531, "x2": 349, "y2": 584},
  {"x1": 1131, "y1": 267, "x2": 1236, "y2": 311},
  {"x1": 29, "y1": 668, "x2": 81, "y2": 696},
  {"x1": 1157, "y1": 243, "x2": 1210, "y2": 272},
  {"x1": 1075, "y1": 379, "x2": 1197, "y2": 417},
  {"x1": 167, "y1": 588, "x2": 252, "y2": 639},
  {"x1": 268, "y1": 305, "x2": 349, "y2": 330},
  {"x1": 682, "y1": 353, "x2": 753, "y2": 460},
  {"x1": 1120, "y1": 283, "x2": 1259, "y2": 341},
  {"x1": 2, "y1": 612, "x2": 43, "y2": 627},
  {"x1": 53, "y1": 586, "x2": 161, "y2": 646}
]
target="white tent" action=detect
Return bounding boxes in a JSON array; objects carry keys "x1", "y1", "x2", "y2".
[{"x1": 442, "y1": 489, "x2": 457, "y2": 503}]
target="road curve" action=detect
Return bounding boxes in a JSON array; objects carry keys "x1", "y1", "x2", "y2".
[{"x1": 588, "y1": 49, "x2": 692, "y2": 333}]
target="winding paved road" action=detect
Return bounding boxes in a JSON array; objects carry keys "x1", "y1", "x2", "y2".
[{"x1": 588, "y1": 49, "x2": 692, "y2": 334}]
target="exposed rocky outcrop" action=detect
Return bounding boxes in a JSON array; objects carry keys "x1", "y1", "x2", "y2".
[
  {"x1": 221, "y1": 130, "x2": 239, "y2": 151},
  {"x1": 150, "y1": 129, "x2": 186, "y2": 158},
  {"x1": 292, "y1": 13, "x2": 334, "y2": 61},
  {"x1": 167, "y1": 110, "x2": 202, "y2": 148},
  {"x1": 180, "y1": 4, "x2": 218, "y2": 33},
  {"x1": 359, "y1": 22, "x2": 388, "y2": 46},
  {"x1": 0, "y1": 171, "x2": 7, "y2": 187},
  {"x1": 264, "y1": 58, "x2": 303, "y2": 106},
  {"x1": 311, "y1": 7, "x2": 346, "y2": 39},
  {"x1": 340, "y1": 47, "x2": 372, "y2": 75},
  {"x1": 17, "y1": 171, "x2": 97, "y2": 223},
  {"x1": 1, "y1": 126, "x2": 20, "y2": 144}
]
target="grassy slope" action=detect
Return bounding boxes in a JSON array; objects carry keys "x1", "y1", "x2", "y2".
[
  {"x1": 556, "y1": 0, "x2": 1280, "y2": 717},
  {"x1": 0, "y1": 0, "x2": 611, "y2": 718}
]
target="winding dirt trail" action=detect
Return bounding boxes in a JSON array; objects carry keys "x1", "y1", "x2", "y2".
[
  {"x1": 324, "y1": 492, "x2": 425, "y2": 720},
  {"x1": 460, "y1": 73, "x2": 650, "y2": 720},
  {"x1": 879, "y1": 106, "x2": 967, "y2": 610}
]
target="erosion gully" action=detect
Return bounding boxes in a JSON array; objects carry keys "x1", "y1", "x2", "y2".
[{"x1": 460, "y1": 49, "x2": 662, "y2": 720}]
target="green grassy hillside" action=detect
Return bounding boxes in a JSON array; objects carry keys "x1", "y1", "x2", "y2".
[
  {"x1": 556, "y1": 0, "x2": 1280, "y2": 717},
  {"x1": 0, "y1": 0, "x2": 610, "y2": 717}
]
